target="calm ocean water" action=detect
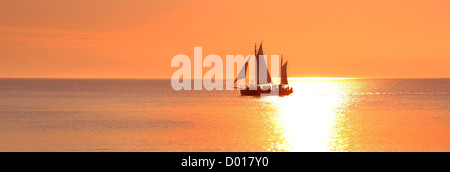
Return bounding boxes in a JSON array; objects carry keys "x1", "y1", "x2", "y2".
[{"x1": 0, "y1": 78, "x2": 448, "y2": 152}]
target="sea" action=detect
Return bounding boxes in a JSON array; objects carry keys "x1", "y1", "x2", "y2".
[{"x1": 0, "y1": 78, "x2": 448, "y2": 152}]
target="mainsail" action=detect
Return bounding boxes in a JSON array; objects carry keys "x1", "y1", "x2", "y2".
[
  {"x1": 280, "y1": 56, "x2": 289, "y2": 85},
  {"x1": 255, "y1": 43, "x2": 272, "y2": 84}
]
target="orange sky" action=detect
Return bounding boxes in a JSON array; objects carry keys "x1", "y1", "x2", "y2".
[{"x1": 0, "y1": 0, "x2": 449, "y2": 78}]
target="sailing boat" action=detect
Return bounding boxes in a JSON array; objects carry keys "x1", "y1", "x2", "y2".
[{"x1": 234, "y1": 43, "x2": 293, "y2": 96}]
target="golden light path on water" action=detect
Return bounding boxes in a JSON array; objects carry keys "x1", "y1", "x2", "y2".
[{"x1": 260, "y1": 78, "x2": 354, "y2": 152}]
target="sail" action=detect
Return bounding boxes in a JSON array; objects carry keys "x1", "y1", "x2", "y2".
[
  {"x1": 234, "y1": 43, "x2": 273, "y2": 85},
  {"x1": 256, "y1": 43, "x2": 272, "y2": 84},
  {"x1": 281, "y1": 60, "x2": 288, "y2": 85},
  {"x1": 234, "y1": 60, "x2": 248, "y2": 83}
]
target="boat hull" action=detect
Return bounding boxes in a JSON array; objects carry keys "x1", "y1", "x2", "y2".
[{"x1": 240, "y1": 86, "x2": 293, "y2": 96}]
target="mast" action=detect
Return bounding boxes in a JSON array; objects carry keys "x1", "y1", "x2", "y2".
[{"x1": 256, "y1": 43, "x2": 260, "y2": 85}]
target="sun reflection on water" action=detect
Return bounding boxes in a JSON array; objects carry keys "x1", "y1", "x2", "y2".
[{"x1": 262, "y1": 79, "x2": 352, "y2": 152}]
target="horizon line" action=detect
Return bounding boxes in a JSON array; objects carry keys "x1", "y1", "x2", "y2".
[{"x1": 0, "y1": 77, "x2": 449, "y2": 80}]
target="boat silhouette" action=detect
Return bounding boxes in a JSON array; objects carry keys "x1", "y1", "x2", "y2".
[{"x1": 235, "y1": 43, "x2": 293, "y2": 96}]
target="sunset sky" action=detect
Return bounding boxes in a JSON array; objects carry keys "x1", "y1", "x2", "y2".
[{"x1": 0, "y1": 0, "x2": 449, "y2": 78}]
